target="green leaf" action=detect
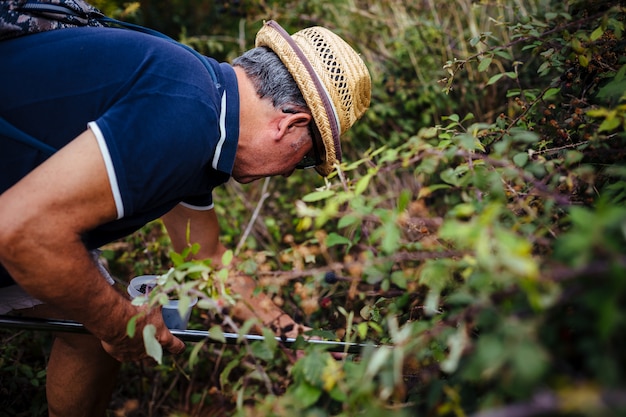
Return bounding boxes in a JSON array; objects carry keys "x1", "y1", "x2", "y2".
[
  {"x1": 221, "y1": 249, "x2": 234, "y2": 266},
  {"x1": 493, "y1": 49, "x2": 513, "y2": 60},
  {"x1": 126, "y1": 315, "x2": 138, "y2": 338},
  {"x1": 355, "y1": 173, "x2": 373, "y2": 195},
  {"x1": 209, "y1": 325, "x2": 226, "y2": 343},
  {"x1": 565, "y1": 150, "x2": 584, "y2": 165},
  {"x1": 543, "y1": 87, "x2": 560, "y2": 100},
  {"x1": 329, "y1": 384, "x2": 348, "y2": 403},
  {"x1": 238, "y1": 318, "x2": 258, "y2": 342},
  {"x1": 176, "y1": 294, "x2": 191, "y2": 318},
  {"x1": 571, "y1": 37, "x2": 584, "y2": 53},
  {"x1": 512, "y1": 341, "x2": 548, "y2": 382},
  {"x1": 262, "y1": 327, "x2": 278, "y2": 352},
  {"x1": 424, "y1": 288, "x2": 440, "y2": 315},
  {"x1": 365, "y1": 344, "x2": 392, "y2": 378},
  {"x1": 418, "y1": 183, "x2": 451, "y2": 198},
  {"x1": 357, "y1": 322, "x2": 369, "y2": 339},
  {"x1": 326, "y1": 232, "x2": 352, "y2": 248},
  {"x1": 465, "y1": 334, "x2": 505, "y2": 380},
  {"x1": 478, "y1": 56, "x2": 492, "y2": 72},
  {"x1": 597, "y1": 77, "x2": 626, "y2": 101},
  {"x1": 416, "y1": 157, "x2": 440, "y2": 175},
  {"x1": 486, "y1": 73, "x2": 503, "y2": 85},
  {"x1": 462, "y1": 113, "x2": 476, "y2": 123},
  {"x1": 302, "y1": 189, "x2": 335, "y2": 202},
  {"x1": 143, "y1": 324, "x2": 163, "y2": 364},
  {"x1": 398, "y1": 189, "x2": 411, "y2": 212},
  {"x1": 251, "y1": 340, "x2": 274, "y2": 361},
  {"x1": 381, "y1": 221, "x2": 401, "y2": 254},
  {"x1": 513, "y1": 152, "x2": 529, "y2": 167},
  {"x1": 441, "y1": 167, "x2": 461, "y2": 186},
  {"x1": 390, "y1": 270, "x2": 407, "y2": 289},
  {"x1": 419, "y1": 260, "x2": 452, "y2": 315},
  {"x1": 441, "y1": 323, "x2": 469, "y2": 373},
  {"x1": 544, "y1": 12, "x2": 557, "y2": 20},
  {"x1": 457, "y1": 133, "x2": 478, "y2": 151},
  {"x1": 301, "y1": 350, "x2": 325, "y2": 386},
  {"x1": 510, "y1": 129, "x2": 539, "y2": 143},
  {"x1": 537, "y1": 60, "x2": 551, "y2": 75},
  {"x1": 188, "y1": 339, "x2": 206, "y2": 368},
  {"x1": 590, "y1": 26, "x2": 604, "y2": 41},
  {"x1": 599, "y1": 114, "x2": 621, "y2": 132},
  {"x1": 190, "y1": 242, "x2": 201, "y2": 255},
  {"x1": 579, "y1": 53, "x2": 590, "y2": 67},
  {"x1": 587, "y1": 108, "x2": 610, "y2": 118},
  {"x1": 220, "y1": 359, "x2": 239, "y2": 388},
  {"x1": 449, "y1": 203, "x2": 476, "y2": 218},
  {"x1": 291, "y1": 381, "x2": 322, "y2": 408},
  {"x1": 337, "y1": 214, "x2": 359, "y2": 228},
  {"x1": 169, "y1": 251, "x2": 185, "y2": 266},
  {"x1": 20, "y1": 365, "x2": 33, "y2": 378},
  {"x1": 217, "y1": 268, "x2": 228, "y2": 281},
  {"x1": 486, "y1": 73, "x2": 506, "y2": 85}
]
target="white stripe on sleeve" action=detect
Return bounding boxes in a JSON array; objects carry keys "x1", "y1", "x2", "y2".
[
  {"x1": 179, "y1": 202, "x2": 215, "y2": 211},
  {"x1": 88, "y1": 121, "x2": 124, "y2": 219},
  {"x1": 211, "y1": 91, "x2": 227, "y2": 170}
]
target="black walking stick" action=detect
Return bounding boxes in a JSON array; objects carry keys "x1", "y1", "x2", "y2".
[{"x1": 0, "y1": 315, "x2": 373, "y2": 353}]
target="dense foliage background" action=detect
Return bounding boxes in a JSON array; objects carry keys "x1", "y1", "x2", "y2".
[{"x1": 1, "y1": 0, "x2": 625, "y2": 416}]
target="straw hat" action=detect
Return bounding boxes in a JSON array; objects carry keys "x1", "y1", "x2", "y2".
[{"x1": 255, "y1": 20, "x2": 371, "y2": 176}]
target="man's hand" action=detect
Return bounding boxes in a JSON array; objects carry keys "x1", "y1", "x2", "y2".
[{"x1": 100, "y1": 304, "x2": 186, "y2": 362}]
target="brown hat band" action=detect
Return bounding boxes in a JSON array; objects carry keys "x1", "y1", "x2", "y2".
[{"x1": 264, "y1": 20, "x2": 342, "y2": 162}]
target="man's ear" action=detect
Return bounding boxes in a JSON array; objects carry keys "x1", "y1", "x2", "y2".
[{"x1": 276, "y1": 112, "x2": 312, "y2": 138}]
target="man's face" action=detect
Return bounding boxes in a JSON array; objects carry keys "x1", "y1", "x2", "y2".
[{"x1": 231, "y1": 126, "x2": 314, "y2": 183}]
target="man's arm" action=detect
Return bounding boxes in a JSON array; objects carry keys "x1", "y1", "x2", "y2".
[
  {"x1": 161, "y1": 204, "x2": 304, "y2": 338},
  {"x1": 0, "y1": 129, "x2": 185, "y2": 361}
]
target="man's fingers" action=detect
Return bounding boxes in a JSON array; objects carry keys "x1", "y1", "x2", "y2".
[{"x1": 165, "y1": 335, "x2": 186, "y2": 355}]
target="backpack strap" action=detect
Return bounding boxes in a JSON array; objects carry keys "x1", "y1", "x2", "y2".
[
  {"x1": 1, "y1": 0, "x2": 106, "y2": 39},
  {"x1": 0, "y1": 116, "x2": 57, "y2": 155},
  {"x1": 97, "y1": 16, "x2": 219, "y2": 86},
  {"x1": 17, "y1": 1, "x2": 105, "y2": 25}
]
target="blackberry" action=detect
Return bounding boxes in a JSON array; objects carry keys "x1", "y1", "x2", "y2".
[
  {"x1": 138, "y1": 283, "x2": 155, "y2": 294},
  {"x1": 324, "y1": 271, "x2": 338, "y2": 284}
]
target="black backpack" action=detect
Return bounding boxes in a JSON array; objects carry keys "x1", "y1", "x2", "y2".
[
  {"x1": 0, "y1": 0, "x2": 106, "y2": 41},
  {"x1": 0, "y1": 0, "x2": 219, "y2": 155}
]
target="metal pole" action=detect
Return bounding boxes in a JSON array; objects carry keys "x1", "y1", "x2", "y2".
[{"x1": 0, "y1": 315, "x2": 372, "y2": 353}]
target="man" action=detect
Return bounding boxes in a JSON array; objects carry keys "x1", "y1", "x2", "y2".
[{"x1": 0, "y1": 18, "x2": 371, "y2": 417}]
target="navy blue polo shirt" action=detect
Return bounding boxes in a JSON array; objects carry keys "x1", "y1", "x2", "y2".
[{"x1": 0, "y1": 27, "x2": 240, "y2": 287}]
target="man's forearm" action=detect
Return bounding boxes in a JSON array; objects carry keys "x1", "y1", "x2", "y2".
[
  {"x1": 161, "y1": 205, "x2": 303, "y2": 338},
  {"x1": 1, "y1": 237, "x2": 134, "y2": 344},
  {"x1": 229, "y1": 272, "x2": 303, "y2": 338}
]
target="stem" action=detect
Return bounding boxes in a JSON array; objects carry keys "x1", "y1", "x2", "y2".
[{"x1": 235, "y1": 177, "x2": 271, "y2": 256}]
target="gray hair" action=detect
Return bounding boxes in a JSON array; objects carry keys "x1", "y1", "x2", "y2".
[{"x1": 233, "y1": 46, "x2": 308, "y2": 112}]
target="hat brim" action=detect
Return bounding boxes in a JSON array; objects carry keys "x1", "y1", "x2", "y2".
[{"x1": 255, "y1": 20, "x2": 340, "y2": 177}]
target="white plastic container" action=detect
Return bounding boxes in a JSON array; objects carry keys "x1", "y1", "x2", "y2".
[{"x1": 127, "y1": 275, "x2": 197, "y2": 330}]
